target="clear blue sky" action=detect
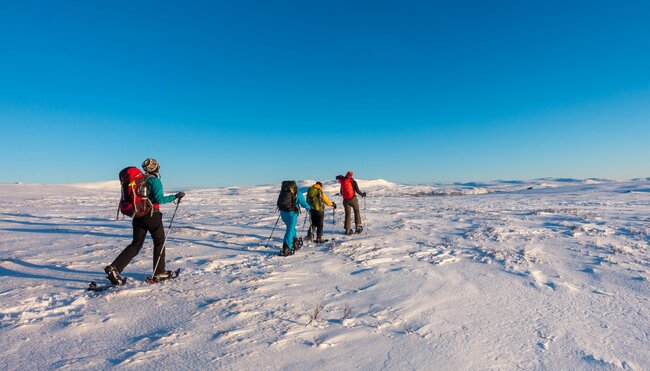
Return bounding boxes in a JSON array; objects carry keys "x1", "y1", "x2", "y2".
[{"x1": 1, "y1": 1, "x2": 649, "y2": 188}]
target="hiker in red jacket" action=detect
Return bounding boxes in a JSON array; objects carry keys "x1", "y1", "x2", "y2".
[{"x1": 336, "y1": 171, "x2": 367, "y2": 235}]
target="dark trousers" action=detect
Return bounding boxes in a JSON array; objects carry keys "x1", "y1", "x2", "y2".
[
  {"x1": 112, "y1": 212, "x2": 166, "y2": 275},
  {"x1": 343, "y1": 196, "x2": 361, "y2": 230},
  {"x1": 309, "y1": 209, "x2": 325, "y2": 239}
]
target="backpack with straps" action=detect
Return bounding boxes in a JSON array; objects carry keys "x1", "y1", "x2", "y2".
[
  {"x1": 118, "y1": 167, "x2": 154, "y2": 218},
  {"x1": 307, "y1": 186, "x2": 324, "y2": 211},
  {"x1": 277, "y1": 180, "x2": 298, "y2": 212},
  {"x1": 339, "y1": 176, "x2": 355, "y2": 199}
]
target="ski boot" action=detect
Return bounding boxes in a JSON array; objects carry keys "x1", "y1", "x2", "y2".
[
  {"x1": 151, "y1": 270, "x2": 173, "y2": 282},
  {"x1": 278, "y1": 242, "x2": 294, "y2": 257},
  {"x1": 355, "y1": 226, "x2": 364, "y2": 234},
  {"x1": 104, "y1": 265, "x2": 125, "y2": 285},
  {"x1": 345, "y1": 229, "x2": 353, "y2": 236},
  {"x1": 293, "y1": 237, "x2": 303, "y2": 251}
]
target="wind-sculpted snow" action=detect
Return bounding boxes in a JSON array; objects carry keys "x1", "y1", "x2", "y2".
[{"x1": 0, "y1": 179, "x2": 649, "y2": 369}]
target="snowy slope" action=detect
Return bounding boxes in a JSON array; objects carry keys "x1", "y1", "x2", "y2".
[{"x1": 0, "y1": 179, "x2": 649, "y2": 369}]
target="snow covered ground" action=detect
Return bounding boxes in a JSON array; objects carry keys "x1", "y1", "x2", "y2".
[{"x1": 0, "y1": 178, "x2": 649, "y2": 370}]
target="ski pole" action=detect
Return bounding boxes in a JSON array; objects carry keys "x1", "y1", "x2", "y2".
[
  {"x1": 301, "y1": 211, "x2": 308, "y2": 236},
  {"x1": 152, "y1": 199, "x2": 181, "y2": 277},
  {"x1": 264, "y1": 213, "x2": 281, "y2": 249},
  {"x1": 332, "y1": 208, "x2": 335, "y2": 238}
]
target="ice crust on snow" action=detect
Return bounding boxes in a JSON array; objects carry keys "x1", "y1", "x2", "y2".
[{"x1": 0, "y1": 178, "x2": 649, "y2": 369}]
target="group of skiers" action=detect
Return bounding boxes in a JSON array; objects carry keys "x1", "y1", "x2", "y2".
[
  {"x1": 102, "y1": 159, "x2": 367, "y2": 285},
  {"x1": 275, "y1": 172, "x2": 367, "y2": 257}
]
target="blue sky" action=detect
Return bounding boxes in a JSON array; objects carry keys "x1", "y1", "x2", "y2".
[{"x1": 1, "y1": 1, "x2": 649, "y2": 188}]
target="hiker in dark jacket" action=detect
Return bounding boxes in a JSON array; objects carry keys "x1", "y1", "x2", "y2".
[
  {"x1": 336, "y1": 171, "x2": 366, "y2": 235},
  {"x1": 104, "y1": 158, "x2": 185, "y2": 284},
  {"x1": 306, "y1": 182, "x2": 336, "y2": 243}
]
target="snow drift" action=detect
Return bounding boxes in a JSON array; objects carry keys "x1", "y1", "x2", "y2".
[{"x1": 0, "y1": 178, "x2": 649, "y2": 369}]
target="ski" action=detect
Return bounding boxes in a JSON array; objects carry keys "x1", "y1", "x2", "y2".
[
  {"x1": 88, "y1": 268, "x2": 180, "y2": 293},
  {"x1": 145, "y1": 268, "x2": 181, "y2": 284},
  {"x1": 88, "y1": 277, "x2": 128, "y2": 292}
]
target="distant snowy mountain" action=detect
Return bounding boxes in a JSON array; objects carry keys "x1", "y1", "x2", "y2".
[
  {"x1": 6, "y1": 177, "x2": 650, "y2": 198},
  {"x1": 70, "y1": 180, "x2": 121, "y2": 190}
]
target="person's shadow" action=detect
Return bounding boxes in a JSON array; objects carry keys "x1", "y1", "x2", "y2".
[{"x1": 0, "y1": 258, "x2": 97, "y2": 284}]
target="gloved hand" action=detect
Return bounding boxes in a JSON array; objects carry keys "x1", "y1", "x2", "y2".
[
  {"x1": 361, "y1": 192, "x2": 367, "y2": 198},
  {"x1": 176, "y1": 191, "x2": 186, "y2": 200},
  {"x1": 332, "y1": 202, "x2": 337, "y2": 210}
]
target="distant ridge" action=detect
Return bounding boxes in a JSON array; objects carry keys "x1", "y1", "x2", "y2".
[{"x1": 70, "y1": 180, "x2": 120, "y2": 190}]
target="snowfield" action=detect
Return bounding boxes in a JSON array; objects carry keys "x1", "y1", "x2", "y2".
[{"x1": 0, "y1": 178, "x2": 649, "y2": 370}]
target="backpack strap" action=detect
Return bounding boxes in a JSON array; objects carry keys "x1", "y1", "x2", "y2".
[
  {"x1": 143, "y1": 174, "x2": 155, "y2": 217},
  {"x1": 117, "y1": 181, "x2": 125, "y2": 220},
  {"x1": 292, "y1": 188, "x2": 299, "y2": 213},
  {"x1": 130, "y1": 182, "x2": 138, "y2": 214}
]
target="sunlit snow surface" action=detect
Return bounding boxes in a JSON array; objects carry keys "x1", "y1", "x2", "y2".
[{"x1": 0, "y1": 178, "x2": 649, "y2": 369}]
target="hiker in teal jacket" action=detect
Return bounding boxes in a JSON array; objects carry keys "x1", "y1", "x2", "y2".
[
  {"x1": 104, "y1": 158, "x2": 185, "y2": 284},
  {"x1": 146, "y1": 175, "x2": 177, "y2": 205},
  {"x1": 279, "y1": 191, "x2": 310, "y2": 256}
]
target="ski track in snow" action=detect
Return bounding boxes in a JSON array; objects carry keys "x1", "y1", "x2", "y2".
[{"x1": 0, "y1": 179, "x2": 649, "y2": 369}]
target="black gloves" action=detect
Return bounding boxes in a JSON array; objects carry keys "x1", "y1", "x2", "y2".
[
  {"x1": 332, "y1": 202, "x2": 337, "y2": 210},
  {"x1": 176, "y1": 191, "x2": 186, "y2": 200},
  {"x1": 361, "y1": 192, "x2": 367, "y2": 198}
]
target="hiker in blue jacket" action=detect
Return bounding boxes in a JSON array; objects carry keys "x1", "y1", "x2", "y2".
[{"x1": 277, "y1": 181, "x2": 311, "y2": 256}]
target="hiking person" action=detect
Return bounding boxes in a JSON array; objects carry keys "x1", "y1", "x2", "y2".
[
  {"x1": 276, "y1": 180, "x2": 311, "y2": 256},
  {"x1": 306, "y1": 181, "x2": 337, "y2": 243},
  {"x1": 104, "y1": 158, "x2": 185, "y2": 284},
  {"x1": 335, "y1": 171, "x2": 366, "y2": 235}
]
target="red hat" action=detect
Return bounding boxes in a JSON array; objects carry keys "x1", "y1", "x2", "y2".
[{"x1": 346, "y1": 171, "x2": 353, "y2": 177}]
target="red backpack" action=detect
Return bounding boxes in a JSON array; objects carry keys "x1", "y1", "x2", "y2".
[
  {"x1": 118, "y1": 167, "x2": 153, "y2": 218},
  {"x1": 339, "y1": 176, "x2": 355, "y2": 199}
]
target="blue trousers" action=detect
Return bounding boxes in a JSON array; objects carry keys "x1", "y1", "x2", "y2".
[{"x1": 280, "y1": 211, "x2": 299, "y2": 247}]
